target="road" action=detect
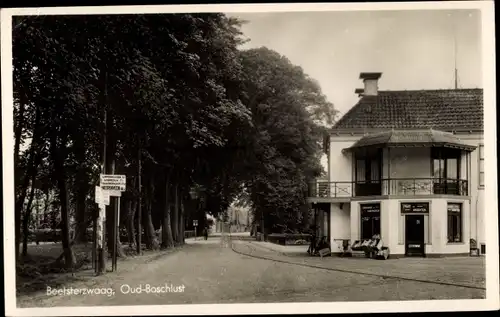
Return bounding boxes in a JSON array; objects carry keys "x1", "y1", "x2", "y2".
[{"x1": 17, "y1": 234, "x2": 485, "y2": 307}]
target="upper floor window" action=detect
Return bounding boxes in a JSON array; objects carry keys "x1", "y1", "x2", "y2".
[
  {"x1": 478, "y1": 144, "x2": 484, "y2": 187},
  {"x1": 431, "y1": 148, "x2": 461, "y2": 180}
]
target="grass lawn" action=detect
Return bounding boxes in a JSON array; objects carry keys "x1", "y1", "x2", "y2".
[{"x1": 15, "y1": 242, "x2": 183, "y2": 297}]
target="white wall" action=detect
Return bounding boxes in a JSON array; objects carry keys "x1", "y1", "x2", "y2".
[
  {"x1": 329, "y1": 136, "x2": 360, "y2": 182},
  {"x1": 387, "y1": 199, "x2": 405, "y2": 255},
  {"x1": 457, "y1": 133, "x2": 484, "y2": 245},
  {"x1": 425, "y1": 198, "x2": 470, "y2": 254},
  {"x1": 349, "y1": 201, "x2": 360, "y2": 242},
  {"x1": 330, "y1": 203, "x2": 350, "y2": 253},
  {"x1": 475, "y1": 189, "x2": 485, "y2": 245}
]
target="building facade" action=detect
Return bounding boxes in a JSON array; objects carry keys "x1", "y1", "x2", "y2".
[{"x1": 308, "y1": 72, "x2": 485, "y2": 258}]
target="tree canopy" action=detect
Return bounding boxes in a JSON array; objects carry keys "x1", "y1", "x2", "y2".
[{"x1": 12, "y1": 13, "x2": 337, "y2": 268}]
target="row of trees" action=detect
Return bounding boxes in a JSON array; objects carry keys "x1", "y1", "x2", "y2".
[{"x1": 13, "y1": 13, "x2": 336, "y2": 268}]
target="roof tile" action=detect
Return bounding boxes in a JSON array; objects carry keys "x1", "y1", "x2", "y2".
[{"x1": 332, "y1": 89, "x2": 483, "y2": 131}]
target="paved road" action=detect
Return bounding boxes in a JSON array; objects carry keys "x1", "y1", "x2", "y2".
[{"x1": 18, "y1": 234, "x2": 484, "y2": 307}]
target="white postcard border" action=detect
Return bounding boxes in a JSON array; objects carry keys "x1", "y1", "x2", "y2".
[{"x1": 2, "y1": 1, "x2": 498, "y2": 316}]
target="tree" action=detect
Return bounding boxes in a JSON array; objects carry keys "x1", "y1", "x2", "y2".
[
  {"x1": 238, "y1": 47, "x2": 337, "y2": 234},
  {"x1": 12, "y1": 13, "x2": 335, "y2": 271}
]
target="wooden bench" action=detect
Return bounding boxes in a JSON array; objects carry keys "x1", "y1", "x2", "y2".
[{"x1": 318, "y1": 248, "x2": 331, "y2": 258}]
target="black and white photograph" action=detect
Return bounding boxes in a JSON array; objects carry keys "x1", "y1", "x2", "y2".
[{"x1": 1, "y1": 1, "x2": 498, "y2": 316}]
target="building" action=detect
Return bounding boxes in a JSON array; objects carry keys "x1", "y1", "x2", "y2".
[{"x1": 308, "y1": 72, "x2": 484, "y2": 258}]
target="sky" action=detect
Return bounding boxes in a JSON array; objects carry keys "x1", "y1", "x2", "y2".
[{"x1": 228, "y1": 9, "x2": 482, "y2": 118}]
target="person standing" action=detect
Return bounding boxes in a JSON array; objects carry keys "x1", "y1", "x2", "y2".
[{"x1": 307, "y1": 232, "x2": 317, "y2": 255}]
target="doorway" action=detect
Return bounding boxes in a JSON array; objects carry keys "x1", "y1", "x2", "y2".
[{"x1": 405, "y1": 215, "x2": 425, "y2": 257}]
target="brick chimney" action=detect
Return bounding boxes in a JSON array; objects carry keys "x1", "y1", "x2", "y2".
[{"x1": 359, "y1": 72, "x2": 382, "y2": 96}]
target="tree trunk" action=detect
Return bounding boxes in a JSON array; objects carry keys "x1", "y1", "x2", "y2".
[
  {"x1": 127, "y1": 199, "x2": 137, "y2": 248},
  {"x1": 16, "y1": 105, "x2": 42, "y2": 262},
  {"x1": 14, "y1": 94, "x2": 27, "y2": 201},
  {"x1": 142, "y1": 179, "x2": 151, "y2": 248},
  {"x1": 136, "y1": 145, "x2": 142, "y2": 255},
  {"x1": 161, "y1": 171, "x2": 174, "y2": 249},
  {"x1": 15, "y1": 146, "x2": 35, "y2": 261},
  {"x1": 14, "y1": 101, "x2": 25, "y2": 175},
  {"x1": 116, "y1": 197, "x2": 126, "y2": 258},
  {"x1": 51, "y1": 132, "x2": 76, "y2": 268},
  {"x1": 145, "y1": 178, "x2": 159, "y2": 250},
  {"x1": 22, "y1": 170, "x2": 38, "y2": 256},
  {"x1": 179, "y1": 195, "x2": 185, "y2": 244},
  {"x1": 74, "y1": 136, "x2": 89, "y2": 244},
  {"x1": 172, "y1": 184, "x2": 179, "y2": 245},
  {"x1": 74, "y1": 187, "x2": 88, "y2": 243}
]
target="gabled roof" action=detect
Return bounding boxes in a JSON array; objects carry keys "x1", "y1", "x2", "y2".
[{"x1": 332, "y1": 89, "x2": 483, "y2": 132}]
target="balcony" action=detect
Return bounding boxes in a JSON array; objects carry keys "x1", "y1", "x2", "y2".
[{"x1": 308, "y1": 178, "x2": 468, "y2": 199}]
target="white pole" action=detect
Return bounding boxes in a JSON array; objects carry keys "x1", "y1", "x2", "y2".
[{"x1": 115, "y1": 197, "x2": 121, "y2": 270}]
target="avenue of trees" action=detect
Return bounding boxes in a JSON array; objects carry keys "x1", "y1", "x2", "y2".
[{"x1": 12, "y1": 13, "x2": 337, "y2": 268}]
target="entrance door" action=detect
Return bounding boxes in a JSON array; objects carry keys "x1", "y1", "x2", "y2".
[{"x1": 405, "y1": 215, "x2": 425, "y2": 257}]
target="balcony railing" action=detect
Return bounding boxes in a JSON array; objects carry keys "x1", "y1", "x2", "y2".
[
  {"x1": 310, "y1": 181, "x2": 354, "y2": 198},
  {"x1": 308, "y1": 178, "x2": 468, "y2": 198}
]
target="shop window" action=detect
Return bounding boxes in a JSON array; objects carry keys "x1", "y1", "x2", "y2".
[
  {"x1": 360, "y1": 203, "x2": 380, "y2": 239},
  {"x1": 447, "y1": 203, "x2": 462, "y2": 243},
  {"x1": 478, "y1": 145, "x2": 484, "y2": 187}
]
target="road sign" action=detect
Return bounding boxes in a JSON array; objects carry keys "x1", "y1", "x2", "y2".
[
  {"x1": 101, "y1": 185, "x2": 126, "y2": 191},
  {"x1": 102, "y1": 191, "x2": 110, "y2": 205},
  {"x1": 107, "y1": 190, "x2": 122, "y2": 197},
  {"x1": 95, "y1": 186, "x2": 111, "y2": 205},
  {"x1": 100, "y1": 174, "x2": 126, "y2": 191},
  {"x1": 193, "y1": 220, "x2": 198, "y2": 227}
]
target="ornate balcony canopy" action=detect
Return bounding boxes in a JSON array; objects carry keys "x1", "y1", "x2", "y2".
[{"x1": 342, "y1": 129, "x2": 477, "y2": 153}]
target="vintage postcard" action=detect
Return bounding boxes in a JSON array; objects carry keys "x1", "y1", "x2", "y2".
[{"x1": 1, "y1": 1, "x2": 498, "y2": 316}]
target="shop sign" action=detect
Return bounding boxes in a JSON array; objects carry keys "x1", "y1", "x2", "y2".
[
  {"x1": 401, "y1": 202, "x2": 429, "y2": 214},
  {"x1": 447, "y1": 203, "x2": 461, "y2": 213},
  {"x1": 360, "y1": 203, "x2": 380, "y2": 214}
]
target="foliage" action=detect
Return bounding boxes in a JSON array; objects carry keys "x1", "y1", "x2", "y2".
[
  {"x1": 12, "y1": 14, "x2": 336, "y2": 266},
  {"x1": 237, "y1": 47, "x2": 336, "y2": 232}
]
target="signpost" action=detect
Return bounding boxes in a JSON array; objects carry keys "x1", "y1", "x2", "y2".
[
  {"x1": 100, "y1": 174, "x2": 126, "y2": 191},
  {"x1": 101, "y1": 174, "x2": 126, "y2": 272},
  {"x1": 96, "y1": 175, "x2": 127, "y2": 272},
  {"x1": 193, "y1": 220, "x2": 198, "y2": 240}
]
